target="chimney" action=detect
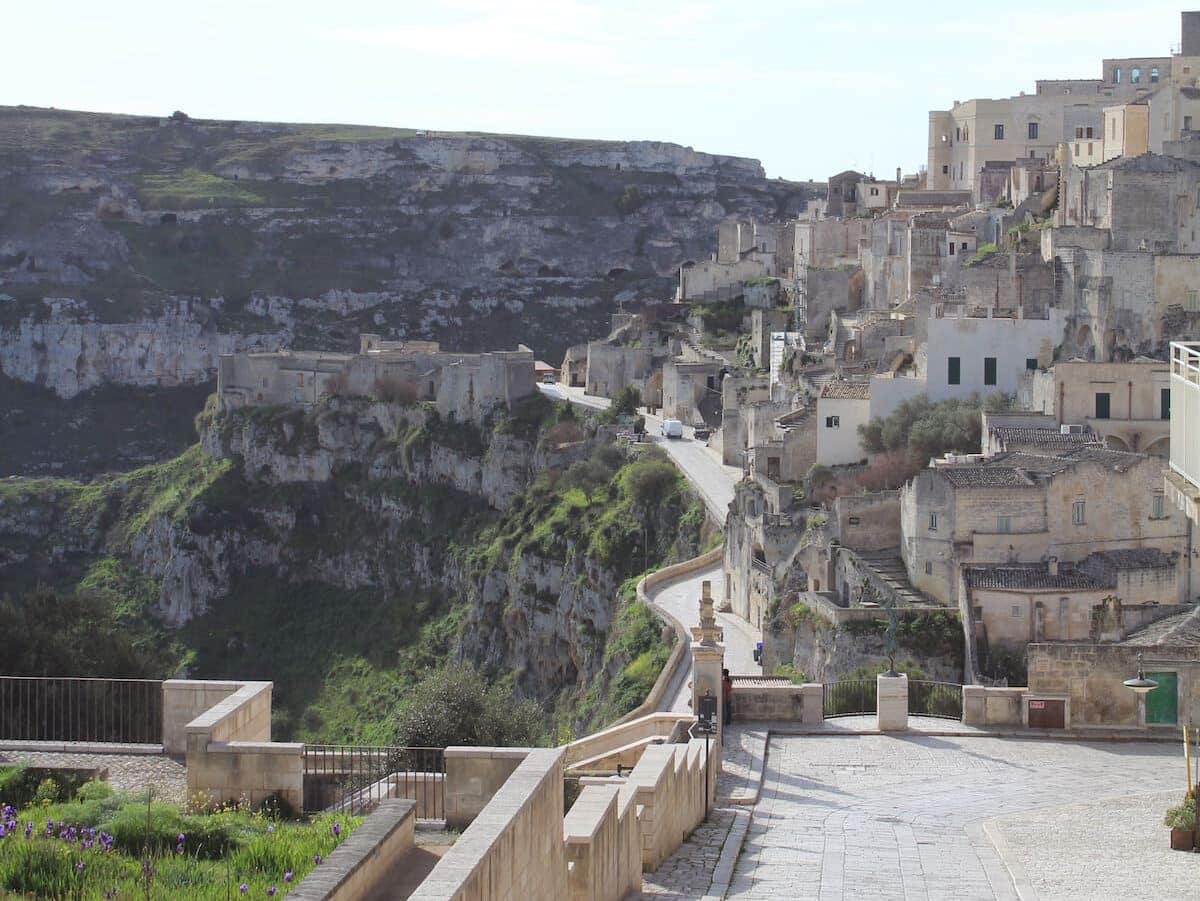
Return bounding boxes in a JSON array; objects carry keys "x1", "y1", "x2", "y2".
[
  {"x1": 896, "y1": 166, "x2": 902, "y2": 185},
  {"x1": 1047, "y1": 556, "x2": 1059, "y2": 576}
]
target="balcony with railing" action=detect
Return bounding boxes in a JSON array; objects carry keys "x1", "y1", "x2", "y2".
[{"x1": 1167, "y1": 342, "x2": 1200, "y2": 525}]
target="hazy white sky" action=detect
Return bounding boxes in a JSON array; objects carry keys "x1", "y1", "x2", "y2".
[{"x1": 3, "y1": 1, "x2": 1192, "y2": 179}]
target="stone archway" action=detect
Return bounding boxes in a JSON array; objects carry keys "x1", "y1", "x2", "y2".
[
  {"x1": 1104, "y1": 434, "x2": 1130, "y2": 452},
  {"x1": 1144, "y1": 436, "x2": 1170, "y2": 457}
]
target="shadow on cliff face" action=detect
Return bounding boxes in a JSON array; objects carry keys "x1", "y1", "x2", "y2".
[{"x1": 0, "y1": 374, "x2": 211, "y2": 478}]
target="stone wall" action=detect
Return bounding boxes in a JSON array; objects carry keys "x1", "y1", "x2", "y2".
[
  {"x1": 411, "y1": 748, "x2": 568, "y2": 901},
  {"x1": 1028, "y1": 642, "x2": 1200, "y2": 727},
  {"x1": 183, "y1": 681, "x2": 303, "y2": 812},
  {"x1": 833, "y1": 492, "x2": 901, "y2": 552},
  {"x1": 162, "y1": 679, "x2": 242, "y2": 755},
  {"x1": 443, "y1": 747, "x2": 530, "y2": 831},
  {"x1": 289, "y1": 799, "x2": 416, "y2": 901},
  {"x1": 961, "y1": 686, "x2": 1026, "y2": 726},
  {"x1": 563, "y1": 783, "x2": 641, "y2": 901},
  {"x1": 732, "y1": 681, "x2": 822, "y2": 721}
]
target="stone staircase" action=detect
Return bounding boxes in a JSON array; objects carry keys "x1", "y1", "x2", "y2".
[{"x1": 856, "y1": 550, "x2": 934, "y2": 607}]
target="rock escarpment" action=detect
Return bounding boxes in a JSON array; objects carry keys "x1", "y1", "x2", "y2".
[
  {"x1": 0, "y1": 394, "x2": 707, "y2": 738},
  {"x1": 0, "y1": 107, "x2": 814, "y2": 406}
]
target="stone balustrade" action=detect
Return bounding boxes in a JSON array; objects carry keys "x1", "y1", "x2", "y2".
[
  {"x1": 443, "y1": 746, "x2": 530, "y2": 830},
  {"x1": 563, "y1": 712, "x2": 693, "y2": 771},
  {"x1": 564, "y1": 781, "x2": 641, "y2": 901}
]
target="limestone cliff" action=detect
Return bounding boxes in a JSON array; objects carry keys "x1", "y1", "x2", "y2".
[
  {"x1": 0, "y1": 393, "x2": 707, "y2": 739},
  {"x1": 0, "y1": 106, "x2": 815, "y2": 472}
]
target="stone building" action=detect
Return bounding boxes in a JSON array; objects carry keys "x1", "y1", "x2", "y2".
[
  {"x1": 216, "y1": 335, "x2": 535, "y2": 425},
  {"x1": 815, "y1": 380, "x2": 871, "y2": 466},
  {"x1": 1018, "y1": 357, "x2": 1172, "y2": 454},
  {"x1": 1027, "y1": 605, "x2": 1200, "y2": 729},
  {"x1": 900, "y1": 445, "x2": 1196, "y2": 614}
]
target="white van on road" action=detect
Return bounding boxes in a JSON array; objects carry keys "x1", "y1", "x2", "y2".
[{"x1": 661, "y1": 419, "x2": 684, "y2": 439}]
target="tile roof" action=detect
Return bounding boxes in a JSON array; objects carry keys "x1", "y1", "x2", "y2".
[
  {"x1": 966, "y1": 565, "x2": 1104, "y2": 591},
  {"x1": 990, "y1": 452, "x2": 1076, "y2": 475},
  {"x1": 1086, "y1": 548, "x2": 1176, "y2": 571},
  {"x1": 939, "y1": 467, "x2": 1032, "y2": 488},
  {"x1": 820, "y1": 381, "x2": 871, "y2": 400},
  {"x1": 1123, "y1": 605, "x2": 1200, "y2": 646},
  {"x1": 1055, "y1": 445, "x2": 1144, "y2": 470},
  {"x1": 990, "y1": 427, "x2": 1102, "y2": 450},
  {"x1": 1095, "y1": 152, "x2": 1200, "y2": 173}
]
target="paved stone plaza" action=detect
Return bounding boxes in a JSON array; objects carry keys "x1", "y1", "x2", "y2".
[
  {"x1": 641, "y1": 725, "x2": 1194, "y2": 900},
  {"x1": 732, "y1": 733, "x2": 1184, "y2": 900}
]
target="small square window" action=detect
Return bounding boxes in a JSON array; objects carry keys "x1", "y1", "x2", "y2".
[
  {"x1": 825, "y1": 416, "x2": 840, "y2": 429},
  {"x1": 1012, "y1": 605, "x2": 1022, "y2": 618},
  {"x1": 997, "y1": 515, "x2": 1011, "y2": 533},
  {"x1": 1026, "y1": 358, "x2": 1038, "y2": 371}
]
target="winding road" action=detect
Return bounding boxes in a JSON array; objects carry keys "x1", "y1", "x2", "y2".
[{"x1": 539, "y1": 384, "x2": 762, "y2": 692}]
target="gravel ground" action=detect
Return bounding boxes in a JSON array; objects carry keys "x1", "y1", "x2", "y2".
[
  {"x1": 0, "y1": 750, "x2": 186, "y2": 803},
  {"x1": 988, "y1": 790, "x2": 1200, "y2": 901}
]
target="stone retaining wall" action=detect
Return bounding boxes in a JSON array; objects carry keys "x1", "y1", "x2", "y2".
[
  {"x1": 615, "y1": 545, "x2": 726, "y2": 727},
  {"x1": 289, "y1": 799, "x2": 416, "y2": 900}
]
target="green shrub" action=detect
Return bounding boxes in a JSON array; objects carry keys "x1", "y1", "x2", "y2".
[
  {"x1": 33, "y1": 778, "x2": 61, "y2": 806},
  {"x1": 1164, "y1": 801, "x2": 1196, "y2": 830},
  {"x1": 773, "y1": 663, "x2": 808, "y2": 684},
  {"x1": 393, "y1": 666, "x2": 543, "y2": 748},
  {"x1": 76, "y1": 780, "x2": 114, "y2": 802},
  {"x1": 0, "y1": 764, "x2": 34, "y2": 807}
]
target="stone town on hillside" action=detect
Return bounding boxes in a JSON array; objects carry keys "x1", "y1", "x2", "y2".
[
  {"x1": 39, "y1": 11, "x2": 1200, "y2": 899},
  {"x1": 540, "y1": 10, "x2": 1200, "y2": 732},
  {"x1": 211, "y1": 10, "x2": 1200, "y2": 733}
]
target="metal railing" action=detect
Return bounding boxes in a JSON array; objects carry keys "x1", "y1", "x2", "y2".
[
  {"x1": 302, "y1": 745, "x2": 445, "y2": 818},
  {"x1": 751, "y1": 556, "x2": 773, "y2": 575},
  {"x1": 908, "y1": 681, "x2": 963, "y2": 720},
  {"x1": 822, "y1": 680, "x2": 877, "y2": 718},
  {"x1": 0, "y1": 676, "x2": 163, "y2": 744}
]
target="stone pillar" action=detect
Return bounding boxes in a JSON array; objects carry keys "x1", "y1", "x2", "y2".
[
  {"x1": 876, "y1": 672, "x2": 908, "y2": 732},
  {"x1": 691, "y1": 581, "x2": 725, "y2": 808}
]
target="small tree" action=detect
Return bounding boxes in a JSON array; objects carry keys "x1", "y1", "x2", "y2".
[
  {"x1": 610, "y1": 386, "x2": 641, "y2": 417},
  {"x1": 393, "y1": 666, "x2": 543, "y2": 749}
]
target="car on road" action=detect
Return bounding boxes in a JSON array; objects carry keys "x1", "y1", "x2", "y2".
[
  {"x1": 693, "y1": 427, "x2": 710, "y2": 441},
  {"x1": 661, "y1": 419, "x2": 684, "y2": 439}
]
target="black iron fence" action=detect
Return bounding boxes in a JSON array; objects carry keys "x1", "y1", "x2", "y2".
[
  {"x1": 822, "y1": 680, "x2": 876, "y2": 717},
  {"x1": 0, "y1": 676, "x2": 163, "y2": 744},
  {"x1": 303, "y1": 745, "x2": 445, "y2": 818},
  {"x1": 908, "y1": 681, "x2": 963, "y2": 719}
]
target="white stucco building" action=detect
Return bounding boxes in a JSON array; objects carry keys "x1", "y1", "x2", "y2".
[{"x1": 816, "y1": 381, "x2": 871, "y2": 466}]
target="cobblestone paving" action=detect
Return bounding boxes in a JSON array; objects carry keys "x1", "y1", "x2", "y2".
[
  {"x1": 989, "y1": 790, "x2": 1196, "y2": 901},
  {"x1": 0, "y1": 750, "x2": 186, "y2": 803},
  {"x1": 729, "y1": 734, "x2": 1180, "y2": 900}
]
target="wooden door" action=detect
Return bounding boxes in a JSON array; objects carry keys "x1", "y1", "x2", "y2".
[{"x1": 1146, "y1": 672, "x2": 1179, "y2": 725}]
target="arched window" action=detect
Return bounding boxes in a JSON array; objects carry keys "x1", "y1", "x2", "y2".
[
  {"x1": 1114, "y1": 67, "x2": 1122, "y2": 83},
  {"x1": 1151, "y1": 67, "x2": 1160, "y2": 83},
  {"x1": 1131, "y1": 67, "x2": 1141, "y2": 84}
]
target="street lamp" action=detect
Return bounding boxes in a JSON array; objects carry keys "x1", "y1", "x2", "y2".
[{"x1": 1123, "y1": 652, "x2": 1159, "y2": 695}]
